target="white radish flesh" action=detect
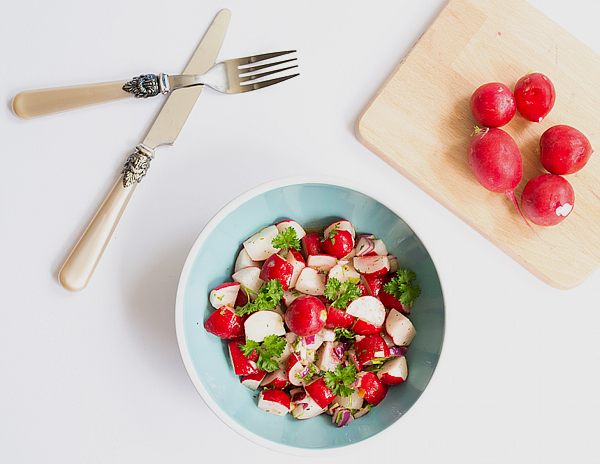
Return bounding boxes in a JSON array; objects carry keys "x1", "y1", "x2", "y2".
[
  {"x1": 307, "y1": 254, "x2": 337, "y2": 273},
  {"x1": 234, "y1": 248, "x2": 261, "y2": 272},
  {"x1": 294, "y1": 267, "x2": 326, "y2": 296},
  {"x1": 209, "y1": 282, "x2": 240, "y2": 309},
  {"x1": 276, "y1": 220, "x2": 306, "y2": 240},
  {"x1": 243, "y1": 225, "x2": 280, "y2": 261},
  {"x1": 244, "y1": 311, "x2": 286, "y2": 342},
  {"x1": 353, "y1": 255, "x2": 390, "y2": 275},
  {"x1": 385, "y1": 309, "x2": 417, "y2": 346},
  {"x1": 346, "y1": 296, "x2": 386, "y2": 327},
  {"x1": 324, "y1": 220, "x2": 356, "y2": 239}
]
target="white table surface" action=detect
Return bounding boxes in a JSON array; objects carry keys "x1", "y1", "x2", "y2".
[{"x1": 2, "y1": 0, "x2": 599, "y2": 462}]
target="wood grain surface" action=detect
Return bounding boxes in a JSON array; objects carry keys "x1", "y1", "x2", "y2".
[{"x1": 356, "y1": 0, "x2": 600, "y2": 289}]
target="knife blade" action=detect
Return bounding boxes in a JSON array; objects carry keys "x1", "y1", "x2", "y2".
[{"x1": 58, "y1": 9, "x2": 231, "y2": 292}]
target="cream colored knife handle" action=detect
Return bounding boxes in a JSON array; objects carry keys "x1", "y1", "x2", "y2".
[
  {"x1": 59, "y1": 177, "x2": 136, "y2": 292},
  {"x1": 59, "y1": 145, "x2": 153, "y2": 291},
  {"x1": 12, "y1": 80, "x2": 131, "y2": 118}
]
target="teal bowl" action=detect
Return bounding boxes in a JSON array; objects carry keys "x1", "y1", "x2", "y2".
[{"x1": 175, "y1": 176, "x2": 445, "y2": 455}]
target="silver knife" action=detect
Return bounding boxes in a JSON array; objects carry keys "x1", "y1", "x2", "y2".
[{"x1": 58, "y1": 9, "x2": 231, "y2": 292}]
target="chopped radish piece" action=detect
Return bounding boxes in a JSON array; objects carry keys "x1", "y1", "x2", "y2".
[
  {"x1": 232, "y1": 266, "x2": 264, "y2": 295},
  {"x1": 301, "y1": 233, "x2": 323, "y2": 257},
  {"x1": 353, "y1": 255, "x2": 390, "y2": 276},
  {"x1": 304, "y1": 377, "x2": 335, "y2": 408},
  {"x1": 285, "y1": 249, "x2": 306, "y2": 288},
  {"x1": 325, "y1": 306, "x2": 355, "y2": 329},
  {"x1": 260, "y1": 369, "x2": 290, "y2": 389},
  {"x1": 258, "y1": 389, "x2": 290, "y2": 416},
  {"x1": 259, "y1": 253, "x2": 294, "y2": 290},
  {"x1": 321, "y1": 229, "x2": 355, "y2": 259},
  {"x1": 333, "y1": 389, "x2": 364, "y2": 410},
  {"x1": 285, "y1": 352, "x2": 306, "y2": 386},
  {"x1": 209, "y1": 282, "x2": 240, "y2": 309},
  {"x1": 377, "y1": 356, "x2": 408, "y2": 385},
  {"x1": 241, "y1": 371, "x2": 267, "y2": 391},
  {"x1": 204, "y1": 306, "x2": 245, "y2": 340},
  {"x1": 388, "y1": 255, "x2": 398, "y2": 273},
  {"x1": 292, "y1": 394, "x2": 327, "y2": 420},
  {"x1": 294, "y1": 267, "x2": 326, "y2": 296},
  {"x1": 307, "y1": 254, "x2": 338, "y2": 273},
  {"x1": 243, "y1": 225, "x2": 280, "y2": 261},
  {"x1": 234, "y1": 248, "x2": 261, "y2": 272},
  {"x1": 276, "y1": 220, "x2": 306, "y2": 240},
  {"x1": 353, "y1": 334, "x2": 390, "y2": 366},
  {"x1": 361, "y1": 274, "x2": 386, "y2": 297},
  {"x1": 324, "y1": 220, "x2": 356, "y2": 239},
  {"x1": 327, "y1": 263, "x2": 360, "y2": 283},
  {"x1": 244, "y1": 311, "x2": 286, "y2": 342},
  {"x1": 228, "y1": 341, "x2": 260, "y2": 376},
  {"x1": 372, "y1": 239, "x2": 388, "y2": 256},
  {"x1": 282, "y1": 289, "x2": 301, "y2": 306},
  {"x1": 346, "y1": 296, "x2": 386, "y2": 327},
  {"x1": 352, "y1": 318, "x2": 383, "y2": 335},
  {"x1": 356, "y1": 371, "x2": 388, "y2": 406},
  {"x1": 385, "y1": 309, "x2": 417, "y2": 346}
]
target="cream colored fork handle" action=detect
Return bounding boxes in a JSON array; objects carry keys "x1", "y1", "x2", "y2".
[
  {"x1": 12, "y1": 80, "x2": 131, "y2": 118},
  {"x1": 59, "y1": 177, "x2": 136, "y2": 292}
]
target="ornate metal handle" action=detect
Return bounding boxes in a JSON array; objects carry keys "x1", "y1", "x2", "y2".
[{"x1": 122, "y1": 74, "x2": 171, "y2": 98}]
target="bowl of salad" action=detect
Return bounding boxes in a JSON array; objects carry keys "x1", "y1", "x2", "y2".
[{"x1": 175, "y1": 176, "x2": 445, "y2": 455}]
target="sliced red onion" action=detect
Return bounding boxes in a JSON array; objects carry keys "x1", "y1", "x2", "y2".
[
  {"x1": 355, "y1": 236, "x2": 375, "y2": 256},
  {"x1": 299, "y1": 365, "x2": 311, "y2": 379},
  {"x1": 332, "y1": 343, "x2": 348, "y2": 361},
  {"x1": 389, "y1": 346, "x2": 409, "y2": 357},
  {"x1": 333, "y1": 408, "x2": 354, "y2": 427},
  {"x1": 304, "y1": 335, "x2": 316, "y2": 345},
  {"x1": 357, "y1": 234, "x2": 376, "y2": 239}
]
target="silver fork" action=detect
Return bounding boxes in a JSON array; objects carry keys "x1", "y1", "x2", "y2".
[{"x1": 12, "y1": 50, "x2": 299, "y2": 119}]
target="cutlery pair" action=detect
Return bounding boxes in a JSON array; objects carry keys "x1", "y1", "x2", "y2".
[
  {"x1": 13, "y1": 50, "x2": 299, "y2": 118},
  {"x1": 14, "y1": 9, "x2": 298, "y2": 292}
]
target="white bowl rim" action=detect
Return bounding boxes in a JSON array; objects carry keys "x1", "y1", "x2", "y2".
[{"x1": 175, "y1": 174, "x2": 446, "y2": 456}]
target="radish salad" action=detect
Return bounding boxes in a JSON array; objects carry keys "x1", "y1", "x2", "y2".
[{"x1": 203, "y1": 219, "x2": 421, "y2": 427}]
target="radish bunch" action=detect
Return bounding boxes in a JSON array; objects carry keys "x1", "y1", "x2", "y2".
[
  {"x1": 204, "y1": 219, "x2": 421, "y2": 426},
  {"x1": 468, "y1": 72, "x2": 593, "y2": 227}
]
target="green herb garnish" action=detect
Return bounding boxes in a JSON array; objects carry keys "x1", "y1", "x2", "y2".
[
  {"x1": 271, "y1": 227, "x2": 301, "y2": 251},
  {"x1": 333, "y1": 327, "x2": 357, "y2": 341},
  {"x1": 324, "y1": 364, "x2": 357, "y2": 397},
  {"x1": 240, "y1": 335, "x2": 287, "y2": 372},
  {"x1": 382, "y1": 268, "x2": 421, "y2": 307},
  {"x1": 235, "y1": 280, "x2": 284, "y2": 316},
  {"x1": 324, "y1": 277, "x2": 362, "y2": 309}
]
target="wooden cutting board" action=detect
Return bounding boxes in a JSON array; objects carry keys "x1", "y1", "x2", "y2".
[{"x1": 356, "y1": 0, "x2": 600, "y2": 289}]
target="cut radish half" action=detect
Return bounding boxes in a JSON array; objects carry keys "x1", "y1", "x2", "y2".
[
  {"x1": 276, "y1": 220, "x2": 306, "y2": 240},
  {"x1": 243, "y1": 225, "x2": 280, "y2": 261},
  {"x1": 294, "y1": 267, "x2": 326, "y2": 296},
  {"x1": 258, "y1": 389, "x2": 290, "y2": 416},
  {"x1": 346, "y1": 296, "x2": 386, "y2": 327},
  {"x1": 244, "y1": 311, "x2": 285, "y2": 343},
  {"x1": 385, "y1": 309, "x2": 416, "y2": 346},
  {"x1": 232, "y1": 266, "x2": 264, "y2": 295},
  {"x1": 209, "y1": 282, "x2": 240, "y2": 309},
  {"x1": 353, "y1": 255, "x2": 390, "y2": 276}
]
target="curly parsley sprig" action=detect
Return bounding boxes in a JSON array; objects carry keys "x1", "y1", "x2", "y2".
[
  {"x1": 235, "y1": 280, "x2": 284, "y2": 316},
  {"x1": 324, "y1": 364, "x2": 357, "y2": 397},
  {"x1": 271, "y1": 227, "x2": 301, "y2": 251},
  {"x1": 324, "y1": 277, "x2": 362, "y2": 309},
  {"x1": 240, "y1": 335, "x2": 287, "y2": 372},
  {"x1": 382, "y1": 268, "x2": 421, "y2": 307}
]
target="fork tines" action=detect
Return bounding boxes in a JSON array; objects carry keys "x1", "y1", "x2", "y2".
[{"x1": 235, "y1": 50, "x2": 299, "y2": 91}]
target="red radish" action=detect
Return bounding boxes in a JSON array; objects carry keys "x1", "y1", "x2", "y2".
[
  {"x1": 324, "y1": 220, "x2": 356, "y2": 239},
  {"x1": 228, "y1": 341, "x2": 260, "y2": 376},
  {"x1": 520, "y1": 174, "x2": 575, "y2": 226},
  {"x1": 325, "y1": 306, "x2": 355, "y2": 330},
  {"x1": 352, "y1": 318, "x2": 383, "y2": 335},
  {"x1": 234, "y1": 287, "x2": 249, "y2": 308},
  {"x1": 470, "y1": 82, "x2": 516, "y2": 127},
  {"x1": 232, "y1": 266, "x2": 264, "y2": 295},
  {"x1": 285, "y1": 352, "x2": 305, "y2": 386},
  {"x1": 346, "y1": 296, "x2": 386, "y2": 327},
  {"x1": 354, "y1": 334, "x2": 390, "y2": 366},
  {"x1": 377, "y1": 356, "x2": 408, "y2": 386},
  {"x1": 285, "y1": 249, "x2": 306, "y2": 288},
  {"x1": 539, "y1": 125, "x2": 594, "y2": 175},
  {"x1": 258, "y1": 389, "x2": 290, "y2": 416},
  {"x1": 284, "y1": 295, "x2": 327, "y2": 336},
  {"x1": 385, "y1": 309, "x2": 417, "y2": 347},
  {"x1": 294, "y1": 267, "x2": 326, "y2": 296},
  {"x1": 321, "y1": 229, "x2": 354, "y2": 258},
  {"x1": 353, "y1": 255, "x2": 390, "y2": 276},
  {"x1": 243, "y1": 225, "x2": 280, "y2": 261},
  {"x1": 315, "y1": 341, "x2": 343, "y2": 372},
  {"x1": 276, "y1": 220, "x2": 306, "y2": 240},
  {"x1": 361, "y1": 274, "x2": 386, "y2": 297},
  {"x1": 304, "y1": 377, "x2": 336, "y2": 408},
  {"x1": 301, "y1": 233, "x2": 323, "y2": 257},
  {"x1": 260, "y1": 369, "x2": 289, "y2": 389},
  {"x1": 259, "y1": 253, "x2": 294, "y2": 290},
  {"x1": 204, "y1": 306, "x2": 245, "y2": 340},
  {"x1": 467, "y1": 127, "x2": 535, "y2": 230},
  {"x1": 514, "y1": 72, "x2": 556, "y2": 122},
  {"x1": 244, "y1": 311, "x2": 286, "y2": 342},
  {"x1": 240, "y1": 371, "x2": 267, "y2": 391},
  {"x1": 356, "y1": 371, "x2": 388, "y2": 406},
  {"x1": 306, "y1": 254, "x2": 338, "y2": 273},
  {"x1": 209, "y1": 282, "x2": 241, "y2": 309}
]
